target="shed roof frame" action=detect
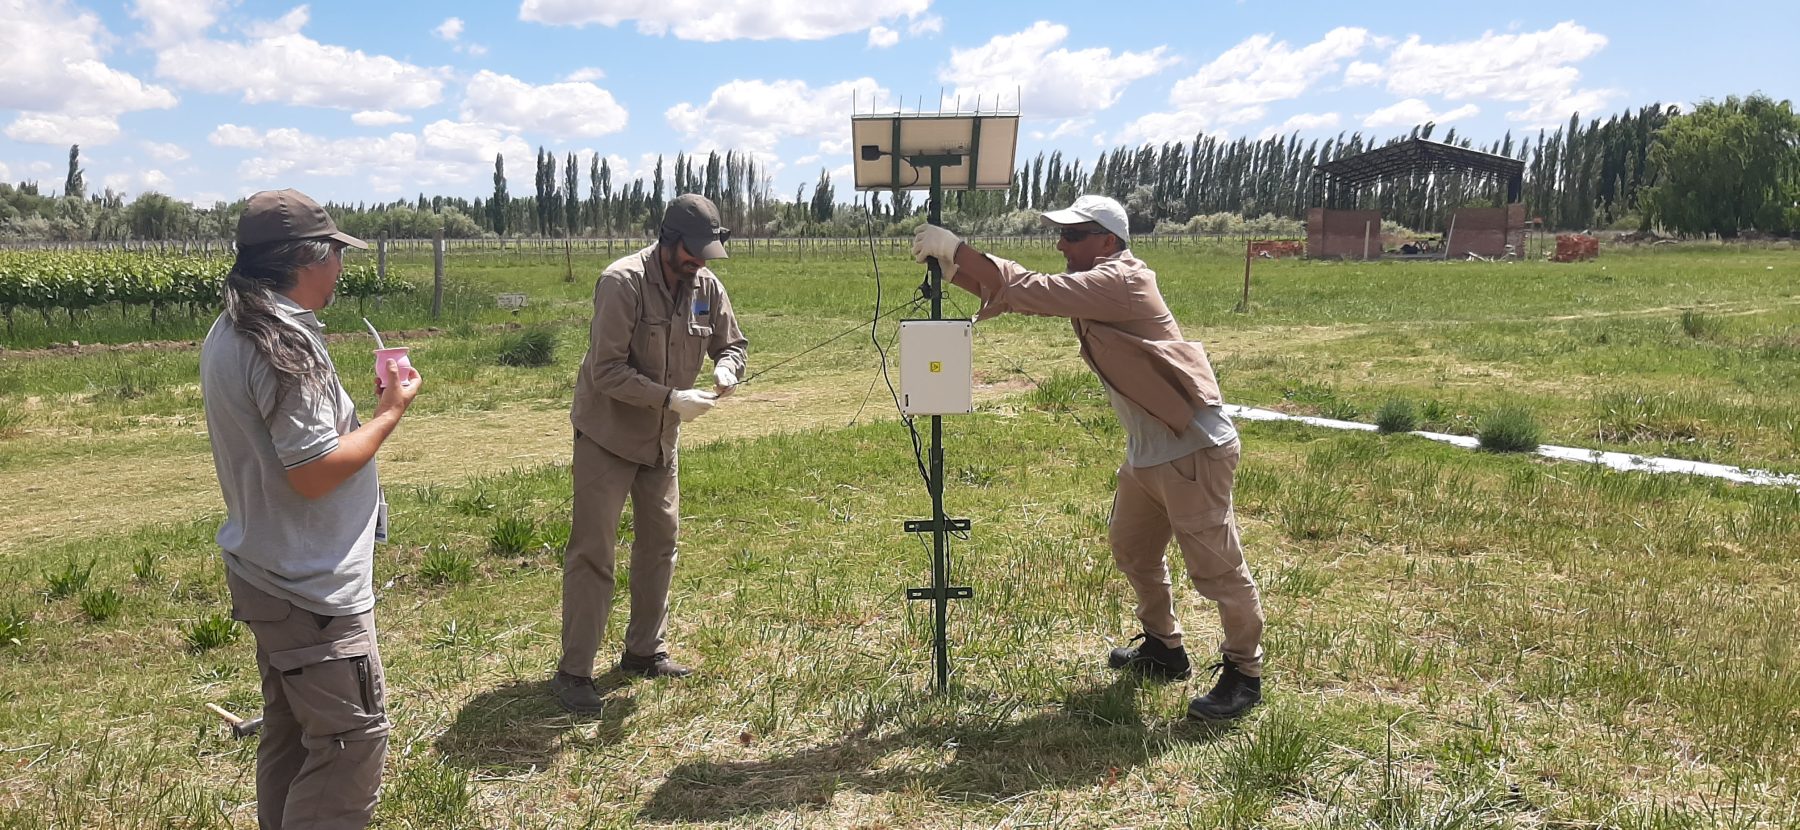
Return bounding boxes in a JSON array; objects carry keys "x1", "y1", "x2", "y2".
[{"x1": 1314, "y1": 137, "x2": 1525, "y2": 202}]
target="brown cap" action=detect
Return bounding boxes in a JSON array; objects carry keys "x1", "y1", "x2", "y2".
[
  {"x1": 660, "y1": 194, "x2": 729, "y2": 260},
  {"x1": 236, "y1": 189, "x2": 367, "y2": 250}
]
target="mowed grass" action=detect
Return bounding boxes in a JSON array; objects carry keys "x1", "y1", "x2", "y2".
[{"x1": 0, "y1": 241, "x2": 1798, "y2": 827}]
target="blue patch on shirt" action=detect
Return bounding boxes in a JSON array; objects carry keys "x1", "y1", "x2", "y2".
[{"x1": 693, "y1": 298, "x2": 710, "y2": 316}]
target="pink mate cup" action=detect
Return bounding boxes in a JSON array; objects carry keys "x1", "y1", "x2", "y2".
[{"x1": 375, "y1": 346, "x2": 412, "y2": 389}]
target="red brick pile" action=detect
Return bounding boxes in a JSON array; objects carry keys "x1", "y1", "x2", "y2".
[
  {"x1": 1551, "y1": 234, "x2": 1599, "y2": 262},
  {"x1": 1249, "y1": 240, "x2": 1306, "y2": 258}
]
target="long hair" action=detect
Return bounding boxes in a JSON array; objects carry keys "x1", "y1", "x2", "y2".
[{"x1": 222, "y1": 239, "x2": 336, "y2": 393}]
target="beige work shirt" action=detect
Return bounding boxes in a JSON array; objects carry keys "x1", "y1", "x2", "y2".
[
  {"x1": 951, "y1": 247, "x2": 1222, "y2": 434},
  {"x1": 570, "y1": 244, "x2": 748, "y2": 467}
]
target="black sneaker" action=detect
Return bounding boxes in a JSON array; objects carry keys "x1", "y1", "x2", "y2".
[
  {"x1": 1106, "y1": 632, "x2": 1192, "y2": 681},
  {"x1": 620, "y1": 650, "x2": 693, "y2": 679},
  {"x1": 551, "y1": 671, "x2": 607, "y2": 714},
  {"x1": 1186, "y1": 660, "x2": 1262, "y2": 721}
]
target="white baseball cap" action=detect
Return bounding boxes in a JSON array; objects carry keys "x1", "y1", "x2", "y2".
[{"x1": 1041, "y1": 194, "x2": 1130, "y2": 243}]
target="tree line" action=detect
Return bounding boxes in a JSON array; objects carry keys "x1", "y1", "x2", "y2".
[{"x1": 2, "y1": 95, "x2": 1793, "y2": 242}]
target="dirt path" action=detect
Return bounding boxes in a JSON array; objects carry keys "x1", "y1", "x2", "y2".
[{"x1": 0, "y1": 374, "x2": 1035, "y2": 556}]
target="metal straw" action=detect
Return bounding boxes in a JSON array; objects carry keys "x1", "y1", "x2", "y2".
[{"x1": 362, "y1": 318, "x2": 386, "y2": 350}]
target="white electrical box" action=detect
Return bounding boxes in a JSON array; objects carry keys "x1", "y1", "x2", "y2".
[{"x1": 899, "y1": 320, "x2": 974, "y2": 415}]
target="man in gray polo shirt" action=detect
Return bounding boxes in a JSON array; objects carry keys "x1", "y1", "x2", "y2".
[{"x1": 201, "y1": 189, "x2": 422, "y2": 829}]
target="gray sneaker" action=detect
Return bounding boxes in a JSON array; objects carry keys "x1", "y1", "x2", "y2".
[{"x1": 551, "y1": 671, "x2": 606, "y2": 714}]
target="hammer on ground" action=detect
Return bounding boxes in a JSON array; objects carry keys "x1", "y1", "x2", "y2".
[{"x1": 206, "y1": 703, "x2": 264, "y2": 738}]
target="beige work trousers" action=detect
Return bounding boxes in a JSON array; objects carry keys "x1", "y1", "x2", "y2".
[
  {"x1": 226, "y1": 571, "x2": 389, "y2": 830},
  {"x1": 559, "y1": 431, "x2": 682, "y2": 677},
  {"x1": 1108, "y1": 439, "x2": 1265, "y2": 676}
]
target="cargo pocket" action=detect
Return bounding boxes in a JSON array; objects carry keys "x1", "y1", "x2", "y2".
[
  {"x1": 1171, "y1": 504, "x2": 1244, "y2": 580},
  {"x1": 226, "y1": 573, "x2": 292, "y2": 623},
  {"x1": 268, "y1": 631, "x2": 388, "y2": 746}
]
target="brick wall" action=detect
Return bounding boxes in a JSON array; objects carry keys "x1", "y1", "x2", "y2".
[{"x1": 1306, "y1": 208, "x2": 1383, "y2": 259}]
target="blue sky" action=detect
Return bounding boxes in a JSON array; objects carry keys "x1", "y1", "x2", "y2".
[{"x1": 2, "y1": 0, "x2": 1795, "y2": 208}]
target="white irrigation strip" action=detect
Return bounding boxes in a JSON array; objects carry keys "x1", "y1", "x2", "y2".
[{"x1": 1223, "y1": 405, "x2": 1800, "y2": 490}]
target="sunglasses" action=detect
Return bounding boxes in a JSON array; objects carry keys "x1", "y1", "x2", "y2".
[{"x1": 1058, "y1": 228, "x2": 1107, "y2": 243}]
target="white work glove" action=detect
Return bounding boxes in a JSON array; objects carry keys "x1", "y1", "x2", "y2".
[
  {"x1": 713, "y1": 364, "x2": 738, "y2": 398},
  {"x1": 912, "y1": 224, "x2": 962, "y2": 265},
  {"x1": 668, "y1": 389, "x2": 716, "y2": 422}
]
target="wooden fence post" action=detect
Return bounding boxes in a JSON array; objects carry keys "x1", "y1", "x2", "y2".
[{"x1": 431, "y1": 228, "x2": 445, "y2": 319}]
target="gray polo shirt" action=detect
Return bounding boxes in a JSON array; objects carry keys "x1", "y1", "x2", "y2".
[
  {"x1": 200, "y1": 295, "x2": 378, "y2": 616},
  {"x1": 1102, "y1": 380, "x2": 1238, "y2": 468}
]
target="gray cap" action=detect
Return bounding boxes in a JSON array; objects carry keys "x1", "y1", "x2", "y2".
[
  {"x1": 237, "y1": 189, "x2": 367, "y2": 249},
  {"x1": 660, "y1": 194, "x2": 729, "y2": 260},
  {"x1": 1041, "y1": 194, "x2": 1130, "y2": 243}
]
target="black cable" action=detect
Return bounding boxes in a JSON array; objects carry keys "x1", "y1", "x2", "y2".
[
  {"x1": 737, "y1": 299, "x2": 919, "y2": 386},
  {"x1": 865, "y1": 205, "x2": 932, "y2": 491},
  {"x1": 849, "y1": 310, "x2": 906, "y2": 426}
]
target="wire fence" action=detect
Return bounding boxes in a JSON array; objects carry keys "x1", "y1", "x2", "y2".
[{"x1": 0, "y1": 231, "x2": 1301, "y2": 257}]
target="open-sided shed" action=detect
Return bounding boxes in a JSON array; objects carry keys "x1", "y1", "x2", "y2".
[{"x1": 1309, "y1": 138, "x2": 1527, "y2": 260}]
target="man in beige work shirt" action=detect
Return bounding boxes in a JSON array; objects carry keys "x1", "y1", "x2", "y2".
[
  {"x1": 555, "y1": 194, "x2": 748, "y2": 713},
  {"x1": 913, "y1": 195, "x2": 1264, "y2": 720}
]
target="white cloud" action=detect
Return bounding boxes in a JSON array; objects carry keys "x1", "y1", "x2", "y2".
[
  {"x1": 1113, "y1": 27, "x2": 1370, "y2": 145},
  {"x1": 667, "y1": 78, "x2": 891, "y2": 157},
  {"x1": 941, "y1": 22, "x2": 1172, "y2": 119},
  {"x1": 243, "y1": 5, "x2": 309, "y2": 38},
  {"x1": 564, "y1": 67, "x2": 606, "y2": 82},
  {"x1": 1033, "y1": 118, "x2": 1096, "y2": 142},
  {"x1": 1507, "y1": 88, "x2": 1611, "y2": 126},
  {"x1": 1344, "y1": 61, "x2": 1383, "y2": 86},
  {"x1": 102, "y1": 168, "x2": 174, "y2": 195},
  {"x1": 5, "y1": 114, "x2": 127, "y2": 145},
  {"x1": 868, "y1": 26, "x2": 898, "y2": 48},
  {"x1": 207, "y1": 121, "x2": 530, "y2": 194},
  {"x1": 1380, "y1": 22, "x2": 1610, "y2": 126},
  {"x1": 434, "y1": 17, "x2": 464, "y2": 41},
  {"x1": 0, "y1": 162, "x2": 9, "y2": 181},
  {"x1": 352, "y1": 110, "x2": 413, "y2": 127},
  {"x1": 208, "y1": 124, "x2": 262, "y2": 148},
  {"x1": 460, "y1": 70, "x2": 628, "y2": 139},
  {"x1": 1170, "y1": 27, "x2": 1371, "y2": 115},
  {"x1": 142, "y1": 140, "x2": 190, "y2": 162},
  {"x1": 1362, "y1": 98, "x2": 1479, "y2": 128},
  {"x1": 596, "y1": 152, "x2": 665, "y2": 185},
  {"x1": 1, "y1": 0, "x2": 180, "y2": 145},
  {"x1": 462, "y1": 43, "x2": 489, "y2": 56},
  {"x1": 520, "y1": 0, "x2": 930, "y2": 41},
  {"x1": 154, "y1": 8, "x2": 446, "y2": 111},
  {"x1": 908, "y1": 15, "x2": 941, "y2": 36},
  {"x1": 131, "y1": 0, "x2": 230, "y2": 46},
  {"x1": 1260, "y1": 112, "x2": 1341, "y2": 138}
]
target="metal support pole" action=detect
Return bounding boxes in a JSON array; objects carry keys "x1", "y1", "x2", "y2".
[
  {"x1": 929, "y1": 161, "x2": 949, "y2": 691},
  {"x1": 903, "y1": 156, "x2": 973, "y2": 694}
]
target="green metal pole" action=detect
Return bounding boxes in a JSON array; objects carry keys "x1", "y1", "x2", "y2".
[{"x1": 927, "y1": 162, "x2": 949, "y2": 692}]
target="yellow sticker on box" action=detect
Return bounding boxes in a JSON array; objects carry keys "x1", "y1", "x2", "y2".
[{"x1": 929, "y1": 361, "x2": 942, "y2": 373}]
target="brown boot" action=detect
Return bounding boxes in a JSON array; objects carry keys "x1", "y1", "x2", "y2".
[{"x1": 620, "y1": 650, "x2": 693, "y2": 679}]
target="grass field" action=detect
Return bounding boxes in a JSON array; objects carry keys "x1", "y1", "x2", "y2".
[{"x1": 1, "y1": 241, "x2": 1798, "y2": 828}]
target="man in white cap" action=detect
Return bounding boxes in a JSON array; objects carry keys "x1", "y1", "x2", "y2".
[
  {"x1": 912, "y1": 195, "x2": 1264, "y2": 720},
  {"x1": 555, "y1": 194, "x2": 748, "y2": 713}
]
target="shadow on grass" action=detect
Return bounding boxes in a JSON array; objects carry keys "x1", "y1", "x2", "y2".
[
  {"x1": 434, "y1": 673, "x2": 635, "y2": 774},
  {"x1": 640, "y1": 675, "x2": 1236, "y2": 823}
]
